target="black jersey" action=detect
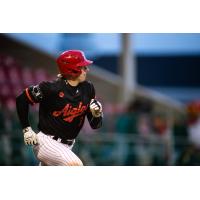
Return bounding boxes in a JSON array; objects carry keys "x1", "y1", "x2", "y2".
[{"x1": 16, "y1": 78, "x2": 102, "y2": 140}]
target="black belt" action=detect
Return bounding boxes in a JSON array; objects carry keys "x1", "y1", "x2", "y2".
[{"x1": 52, "y1": 136, "x2": 74, "y2": 145}]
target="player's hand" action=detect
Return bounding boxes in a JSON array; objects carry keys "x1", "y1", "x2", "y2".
[
  {"x1": 23, "y1": 126, "x2": 38, "y2": 145},
  {"x1": 90, "y1": 99, "x2": 103, "y2": 117}
]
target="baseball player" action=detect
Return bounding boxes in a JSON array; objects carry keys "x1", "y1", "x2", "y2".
[{"x1": 16, "y1": 50, "x2": 103, "y2": 166}]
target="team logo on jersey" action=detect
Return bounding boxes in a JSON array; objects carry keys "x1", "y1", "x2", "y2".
[
  {"x1": 52, "y1": 102, "x2": 88, "y2": 122},
  {"x1": 59, "y1": 91, "x2": 64, "y2": 98}
]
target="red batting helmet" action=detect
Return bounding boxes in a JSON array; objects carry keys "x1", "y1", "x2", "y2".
[{"x1": 56, "y1": 50, "x2": 93, "y2": 77}]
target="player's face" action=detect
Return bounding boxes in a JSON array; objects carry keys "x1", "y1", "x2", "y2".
[{"x1": 77, "y1": 66, "x2": 89, "y2": 82}]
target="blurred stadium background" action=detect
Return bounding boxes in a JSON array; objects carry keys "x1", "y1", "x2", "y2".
[{"x1": 1, "y1": 33, "x2": 200, "y2": 166}]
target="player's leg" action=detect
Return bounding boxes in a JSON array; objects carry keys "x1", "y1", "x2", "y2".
[
  {"x1": 38, "y1": 141, "x2": 83, "y2": 166},
  {"x1": 33, "y1": 132, "x2": 55, "y2": 166},
  {"x1": 34, "y1": 132, "x2": 83, "y2": 166}
]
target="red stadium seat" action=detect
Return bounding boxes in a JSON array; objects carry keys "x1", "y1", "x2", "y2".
[
  {"x1": 33, "y1": 68, "x2": 49, "y2": 83},
  {"x1": 7, "y1": 67, "x2": 22, "y2": 85},
  {"x1": 21, "y1": 68, "x2": 35, "y2": 87},
  {"x1": 0, "y1": 67, "x2": 7, "y2": 84}
]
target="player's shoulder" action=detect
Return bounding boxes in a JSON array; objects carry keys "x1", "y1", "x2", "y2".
[
  {"x1": 39, "y1": 79, "x2": 63, "y2": 91},
  {"x1": 80, "y1": 81, "x2": 95, "y2": 98},
  {"x1": 81, "y1": 80, "x2": 94, "y2": 88}
]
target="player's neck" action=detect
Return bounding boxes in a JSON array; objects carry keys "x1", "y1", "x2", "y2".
[{"x1": 66, "y1": 80, "x2": 79, "y2": 87}]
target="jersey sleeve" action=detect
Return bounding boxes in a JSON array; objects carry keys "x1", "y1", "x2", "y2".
[
  {"x1": 88, "y1": 81, "x2": 96, "y2": 99},
  {"x1": 86, "y1": 82, "x2": 102, "y2": 129},
  {"x1": 16, "y1": 81, "x2": 51, "y2": 128},
  {"x1": 24, "y1": 81, "x2": 50, "y2": 104},
  {"x1": 87, "y1": 112, "x2": 103, "y2": 129}
]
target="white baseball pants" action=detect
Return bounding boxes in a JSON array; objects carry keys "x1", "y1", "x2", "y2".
[{"x1": 33, "y1": 132, "x2": 83, "y2": 166}]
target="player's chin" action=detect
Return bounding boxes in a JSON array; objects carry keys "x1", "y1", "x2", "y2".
[{"x1": 80, "y1": 76, "x2": 86, "y2": 82}]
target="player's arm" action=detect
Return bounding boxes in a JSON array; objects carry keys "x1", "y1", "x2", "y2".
[
  {"x1": 16, "y1": 84, "x2": 44, "y2": 145},
  {"x1": 16, "y1": 91, "x2": 31, "y2": 129},
  {"x1": 86, "y1": 82, "x2": 103, "y2": 129},
  {"x1": 16, "y1": 85, "x2": 43, "y2": 128},
  {"x1": 87, "y1": 99, "x2": 103, "y2": 129}
]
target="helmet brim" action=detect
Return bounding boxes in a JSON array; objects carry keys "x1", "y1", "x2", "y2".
[{"x1": 77, "y1": 59, "x2": 93, "y2": 67}]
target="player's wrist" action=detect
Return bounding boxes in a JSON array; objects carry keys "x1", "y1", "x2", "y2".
[
  {"x1": 23, "y1": 126, "x2": 32, "y2": 134},
  {"x1": 23, "y1": 126, "x2": 38, "y2": 145},
  {"x1": 90, "y1": 99, "x2": 103, "y2": 117},
  {"x1": 93, "y1": 111, "x2": 103, "y2": 118}
]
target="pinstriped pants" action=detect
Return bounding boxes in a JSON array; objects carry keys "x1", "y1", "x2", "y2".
[{"x1": 33, "y1": 132, "x2": 83, "y2": 166}]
